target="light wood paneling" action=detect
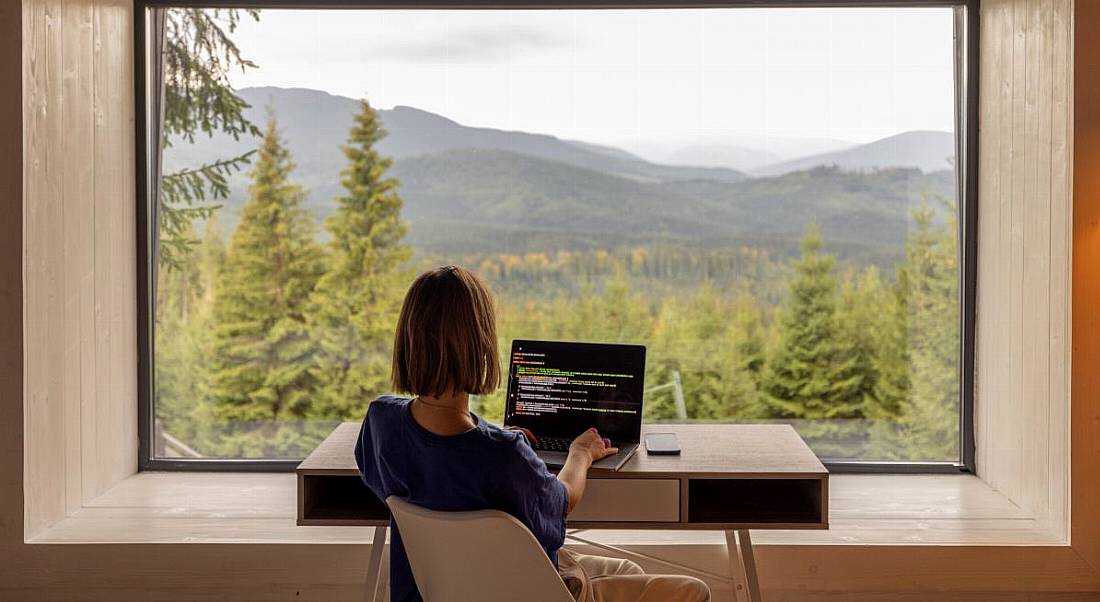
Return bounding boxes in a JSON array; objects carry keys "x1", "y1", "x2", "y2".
[
  {"x1": 61, "y1": 0, "x2": 93, "y2": 518},
  {"x1": 976, "y1": 0, "x2": 1073, "y2": 540},
  {"x1": 23, "y1": 0, "x2": 67, "y2": 538},
  {"x1": 21, "y1": 0, "x2": 136, "y2": 539}
]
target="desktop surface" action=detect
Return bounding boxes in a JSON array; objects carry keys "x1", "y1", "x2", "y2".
[
  {"x1": 298, "y1": 422, "x2": 829, "y2": 530},
  {"x1": 299, "y1": 422, "x2": 826, "y2": 477}
]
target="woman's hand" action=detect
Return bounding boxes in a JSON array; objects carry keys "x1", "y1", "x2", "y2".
[
  {"x1": 558, "y1": 428, "x2": 618, "y2": 514},
  {"x1": 569, "y1": 428, "x2": 619, "y2": 465}
]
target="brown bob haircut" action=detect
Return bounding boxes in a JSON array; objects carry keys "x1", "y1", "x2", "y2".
[{"x1": 391, "y1": 266, "x2": 501, "y2": 397}]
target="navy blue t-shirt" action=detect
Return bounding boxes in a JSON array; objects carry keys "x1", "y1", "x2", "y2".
[{"x1": 354, "y1": 395, "x2": 569, "y2": 602}]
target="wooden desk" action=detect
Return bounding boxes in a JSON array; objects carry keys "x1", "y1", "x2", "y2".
[{"x1": 298, "y1": 422, "x2": 829, "y2": 602}]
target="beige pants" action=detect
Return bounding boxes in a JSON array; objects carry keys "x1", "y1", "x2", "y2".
[{"x1": 558, "y1": 549, "x2": 712, "y2": 602}]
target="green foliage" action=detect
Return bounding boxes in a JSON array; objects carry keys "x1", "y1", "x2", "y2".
[
  {"x1": 160, "y1": 8, "x2": 260, "y2": 269},
  {"x1": 761, "y1": 226, "x2": 865, "y2": 420},
  {"x1": 729, "y1": 293, "x2": 768, "y2": 418},
  {"x1": 152, "y1": 20, "x2": 964, "y2": 461},
  {"x1": 158, "y1": 197, "x2": 962, "y2": 461},
  {"x1": 646, "y1": 285, "x2": 762, "y2": 421},
  {"x1": 155, "y1": 220, "x2": 224, "y2": 452},
  {"x1": 835, "y1": 267, "x2": 891, "y2": 418},
  {"x1": 868, "y1": 202, "x2": 960, "y2": 460},
  {"x1": 305, "y1": 99, "x2": 412, "y2": 419},
  {"x1": 210, "y1": 116, "x2": 324, "y2": 440},
  {"x1": 869, "y1": 268, "x2": 911, "y2": 420},
  {"x1": 390, "y1": 152, "x2": 952, "y2": 266}
]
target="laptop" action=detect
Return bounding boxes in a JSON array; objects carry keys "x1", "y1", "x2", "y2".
[{"x1": 503, "y1": 339, "x2": 646, "y2": 471}]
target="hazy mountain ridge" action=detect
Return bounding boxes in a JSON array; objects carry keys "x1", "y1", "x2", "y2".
[
  {"x1": 625, "y1": 135, "x2": 857, "y2": 172},
  {"x1": 391, "y1": 150, "x2": 953, "y2": 260},
  {"x1": 162, "y1": 86, "x2": 956, "y2": 263},
  {"x1": 752, "y1": 131, "x2": 956, "y2": 177},
  {"x1": 659, "y1": 143, "x2": 784, "y2": 172},
  {"x1": 165, "y1": 87, "x2": 745, "y2": 183}
]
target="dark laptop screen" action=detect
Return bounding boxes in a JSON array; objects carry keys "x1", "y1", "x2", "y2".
[{"x1": 503, "y1": 340, "x2": 646, "y2": 444}]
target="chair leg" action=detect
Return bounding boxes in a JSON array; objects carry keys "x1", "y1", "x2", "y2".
[{"x1": 365, "y1": 525, "x2": 387, "y2": 602}]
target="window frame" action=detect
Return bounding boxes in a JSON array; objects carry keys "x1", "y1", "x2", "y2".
[{"x1": 135, "y1": 0, "x2": 981, "y2": 473}]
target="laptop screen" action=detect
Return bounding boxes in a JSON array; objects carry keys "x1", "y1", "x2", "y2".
[{"x1": 503, "y1": 340, "x2": 646, "y2": 444}]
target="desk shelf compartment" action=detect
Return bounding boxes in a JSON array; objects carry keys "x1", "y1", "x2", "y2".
[
  {"x1": 686, "y1": 478, "x2": 826, "y2": 528},
  {"x1": 299, "y1": 474, "x2": 389, "y2": 525}
]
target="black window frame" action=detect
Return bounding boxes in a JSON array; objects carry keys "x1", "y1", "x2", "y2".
[{"x1": 135, "y1": 0, "x2": 980, "y2": 473}]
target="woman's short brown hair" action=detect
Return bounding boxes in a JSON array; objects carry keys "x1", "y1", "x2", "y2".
[{"x1": 391, "y1": 266, "x2": 501, "y2": 397}]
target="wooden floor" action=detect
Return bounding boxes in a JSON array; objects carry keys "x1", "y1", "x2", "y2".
[{"x1": 31, "y1": 473, "x2": 1062, "y2": 545}]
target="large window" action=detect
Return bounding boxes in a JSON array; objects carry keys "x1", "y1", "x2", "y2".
[{"x1": 139, "y1": 2, "x2": 977, "y2": 470}]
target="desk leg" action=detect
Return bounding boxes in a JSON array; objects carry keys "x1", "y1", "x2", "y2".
[
  {"x1": 725, "y1": 530, "x2": 762, "y2": 602},
  {"x1": 724, "y1": 531, "x2": 745, "y2": 602},
  {"x1": 365, "y1": 526, "x2": 388, "y2": 602}
]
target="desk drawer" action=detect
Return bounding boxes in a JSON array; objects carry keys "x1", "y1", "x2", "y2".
[{"x1": 569, "y1": 479, "x2": 680, "y2": 523}]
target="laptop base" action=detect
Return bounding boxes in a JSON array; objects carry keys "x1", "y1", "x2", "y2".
[{"x1": 537, "y1": 443, "x2": 639, "y2": 472}]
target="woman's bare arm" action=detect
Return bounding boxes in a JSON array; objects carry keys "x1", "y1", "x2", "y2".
[{"x1": 558, "y1": 428, "x2": 618, "y2": 513}]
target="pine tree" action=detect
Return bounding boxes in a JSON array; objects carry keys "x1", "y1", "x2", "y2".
[
  {"x1": 306, "y1": 99, "x2": 411, "y2": 419},
  {"x1": 835, "y1": 266, "x2": 891, "y2": 418},
  {"x1": 646, "y1": 284, "x2": 728, "y2": 420},
  {"x1": 155, "y1": 220, "x2": 218, "y2": 452},
  {"x1": 210, "y1": 115, "x2": 324, "y2": 431},
  {"x1": 870, "y1": 268, "x2": 911, "y2": 420},
  {"x1": 760, "y1": 225, "x2": 863, "y2": 420},
  {"x1": 560, "y1": 271, "x2": 653, "y2": 344},
  {"x1": 729, "y1": 292, "x2": 767, "y2": 418},
  {"x1": 871, "y1": 203, "x2": 960, "y2": 460},
  {"x1": 161, "y1": 8, "x2": 261, "y2": 269}
]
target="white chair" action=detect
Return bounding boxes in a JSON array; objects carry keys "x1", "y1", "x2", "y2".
[{"x1": 387, "y1": 496, "x2": 574, "y2": 602}]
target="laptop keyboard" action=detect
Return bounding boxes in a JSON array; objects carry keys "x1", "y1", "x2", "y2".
[{"x1": 533, "y1": 437, "x2": 573, "y2": 453}]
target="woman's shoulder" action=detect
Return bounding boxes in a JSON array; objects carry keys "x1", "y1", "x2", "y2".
[
  {"x1": 365, "y1": 395, "x2": 411, "y2": 421},
  {"x1": 475, "y1": 421, "x2": 545, "y2": 468},
  {"x1": 370, "y1": 394, "x2": 412, "y2": 408},
  {"x1": 476, "y1": 419, "x2": 523, "y2": 446}
]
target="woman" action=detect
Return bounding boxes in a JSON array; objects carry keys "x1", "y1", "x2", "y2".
[{"x1": 356, "y1": 265, "x2": 711, "y2": 602}]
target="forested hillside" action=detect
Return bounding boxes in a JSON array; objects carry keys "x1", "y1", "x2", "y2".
[
  {"x1": 392, "y1": 149, "x2": 952, "y2": 264},
  {"x1": 156, "y1": 100, "x2": 961, "y2": 462},
  {"x1": 155, "y1": 15, "x2": 961, "y2": 464}
]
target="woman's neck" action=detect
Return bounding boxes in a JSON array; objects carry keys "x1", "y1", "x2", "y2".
[{"x1": 410, "y1": 392, "x2": 476, "y2": 436}]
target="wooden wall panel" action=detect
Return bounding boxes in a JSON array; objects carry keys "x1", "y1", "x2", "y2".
[
  {"x1": 21, "y1": 0, "x2": 137, "y2": 538},
  {"x1": 1048, "y1": 0, "x2": 1072, "y2": 550},
  {"x1": 23, "y1": 0, "x2": 66, "y2": 538},
  {"x1": 976, "y1": 0, "x2": 1073, "y2": 539},
  {"x1": 94, "y1": 0, "x2": 138, "y2": 499},
  {"x1": 60, "y1": 0, "x2": 94, "y2": 516}
]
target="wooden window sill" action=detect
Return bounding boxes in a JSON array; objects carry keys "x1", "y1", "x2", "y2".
[{"x1": 29, "y1": 472, "x2": 1064, "y2": 546}]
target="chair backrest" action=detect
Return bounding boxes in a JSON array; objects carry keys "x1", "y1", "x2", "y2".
[{"x1": 387, "y1": 496, "x2": 574, "y2": 602}]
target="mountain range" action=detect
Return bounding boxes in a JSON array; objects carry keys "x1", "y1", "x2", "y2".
[
  {"x1": 751, "y1": 131, "x2": 955, "y2": 177},
  {"x1": 163, "y1": 86, "x2": 956, "y2": 262}
]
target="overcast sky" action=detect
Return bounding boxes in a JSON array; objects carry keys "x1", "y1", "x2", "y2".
[{"x1": 226, "y1": 8, "x2": 956, "y2": 149}]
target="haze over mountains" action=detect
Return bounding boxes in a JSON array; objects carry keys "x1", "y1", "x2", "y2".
[
  {"x1": 751, "y1": 131, "x2": 955, "y2": 177},
  {"x1": 164, "y1": 86, "x2": 956, "y2": 262}
]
